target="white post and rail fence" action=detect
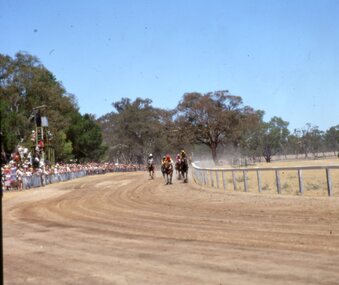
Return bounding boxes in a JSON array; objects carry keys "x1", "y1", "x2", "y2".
[{"x1": 191, "y1": 162, "x2": 339, "y2": 197}]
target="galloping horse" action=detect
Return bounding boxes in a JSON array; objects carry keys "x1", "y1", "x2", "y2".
[
  {"x1": 161, "y1": 163, "x2": 166, "y2": 178},
  {"x1": 147, "y1": 161, "x2": 155, "y2": 179},
  {"x1": 163, "y1": 160, "x2": 174, "y2": 185},
  {"x1": 179, "y1": 157, "x2": 189, "y2": 183},
  {"x1": 175, "y1": 160, "x2": 182, "y2": 180}
]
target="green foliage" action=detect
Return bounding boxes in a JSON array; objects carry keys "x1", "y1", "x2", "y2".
[
  {"x1": 261, "y1": 117, "x2": 290, "y2": 162},
  {"x1": 0, "y1": 52, "x2": 101, "y2": 163},
  {"x1": 239, "y1": 110, "x2": 265, "y2": 160},
  {"x1": 176, "y1": 91, "x2": 261, "y2": 165},
  {"x1": 2, "y1": 52, "x2": 337, "y2": 165},
  {"x1": 324, "y1": 125, "x2": 339, "y2": 155},
  {"x1": 54, "y1": 131, "x2": 73, "y2": 162},
  {"x1": 67, "y1": 113, "x2": 106, "y2": 162},
  {"x1": 98, "y1": 97, "x2": 176, "y2": 164},
  {"x1": 292, "y1": 124, "x2": 324, "y2": 158}
]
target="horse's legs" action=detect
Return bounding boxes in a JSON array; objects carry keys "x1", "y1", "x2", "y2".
[{"x1": 181, "y1": 170, "x2": 188, "y2": 183}]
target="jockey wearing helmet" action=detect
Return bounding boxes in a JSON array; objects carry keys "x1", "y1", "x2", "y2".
[
  {"x1": 180, "y1": 149, "x2": 186, "y2": 159},
  {"x1": 147, "y1": 153, "x2": 154, "y2": 166},
  {"x1": 165, "y1": 154, "x2": 173, "y2": 164}
]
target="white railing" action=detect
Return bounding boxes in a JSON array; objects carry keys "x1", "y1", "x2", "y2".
[{"x1": 191, "y1": 162, "x2": 339, "y2": 197}]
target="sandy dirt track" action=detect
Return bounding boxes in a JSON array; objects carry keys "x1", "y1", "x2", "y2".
[{"x1": 3, "y1": 171, "x2": 339, "y2": 285}]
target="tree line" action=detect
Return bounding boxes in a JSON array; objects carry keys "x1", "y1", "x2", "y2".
[
  {"x1": 1, "y1": 52, "x2": 338, "y2": 165},
  {"x1": 0, "y1": 52, "x2": 106, "y2": 163}
]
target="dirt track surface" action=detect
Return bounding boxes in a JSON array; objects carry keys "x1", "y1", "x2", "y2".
[{"x1": 3, "y1": 171, "x2": 339, "y2": 285}]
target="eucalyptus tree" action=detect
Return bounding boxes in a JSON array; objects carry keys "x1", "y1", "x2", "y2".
[
  {"x1": 67, "y1": 113, "x2": 107, "y2": 162},
  {"x1": 239, "y1": 110, "x2": 265, "y2": 161},
  {"x1": 293, "y1": 123, "x2": 322, "y2": 158},
  {"x1": 0, "y1": 52, "x2": 78, "y2": 160},
  {"x1": 175, "y1": 90, "x2": 260, "y2": 165},
  {"x1": 98, "y1": 97, "x2": 171, "y2": 164},
  {"x1": 324, "y1": 125, "x2": 339, "y2": 156},
  {"x1": 307, "y1": 126, "x2": 324, "y2": 157},
  {"x1": 261, "y1": 117, "x2": 290, "y2": 162}
]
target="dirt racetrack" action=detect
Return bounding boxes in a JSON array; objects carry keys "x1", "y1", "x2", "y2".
[{"x1": 3, "y1": 171, "x2": 339, "y2": 285}]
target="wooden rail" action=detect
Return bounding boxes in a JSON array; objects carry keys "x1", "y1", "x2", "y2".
[{"x1": 191, "y1": 162, "x2": 339, "y2": 197}]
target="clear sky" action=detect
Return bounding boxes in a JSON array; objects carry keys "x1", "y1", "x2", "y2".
[{"x1": 1, "y1": 0, "x2": 338, "y2": 131}]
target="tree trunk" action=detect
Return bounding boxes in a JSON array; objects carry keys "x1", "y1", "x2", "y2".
[
  {"x1": 210, "y1": 143, "x2": 218, "y2": 165},
  {"x1": 263, "y1": 145, "x2": 272, "y2": 163}
]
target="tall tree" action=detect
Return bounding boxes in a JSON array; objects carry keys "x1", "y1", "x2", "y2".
[
  {"x1": 293, "y1": 123, "x2": 322, "y2": 158},
  {"x1": 324, "y1": 125, "x2": 339, "y2": 156},
  {"x1": 239, "y1": 110, "x2": 266, "y2": 161},
  {"x1": 98, "y1": 97, "x2": 170, "y2": 164},
  {"x1": 261, "y1": 117, "x2": 290, "y2": 162},
  {"x1": 67, "y1": 113, "x2": 106, "y2": 162},
  {"x1": 0, "y1": 52, "x2": 87, "y2": 162},
  {"x1": 176, "y1": 91, "x2": 260, "y2": 165}
]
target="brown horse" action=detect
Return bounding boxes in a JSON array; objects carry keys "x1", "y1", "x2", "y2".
[
  {"x1": 161, "y1": 163, "x2": 166, "y2": 178},
  {"x1": 163, "y1": 160, "x2": 173, "y2": 185},
  {"x1": 179, "y1": 157, "x2": 189, "y2": 183},
  {"x1": 175, "y1": 160, "x2": 182, "y2": 180},
  {"x1": 147, "y1": 161, "x2": 155, "y2": 179}
]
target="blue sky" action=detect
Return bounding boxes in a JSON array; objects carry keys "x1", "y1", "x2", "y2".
[{"x1": 1, "y1": 0, "x2": 338, "y2": 131}]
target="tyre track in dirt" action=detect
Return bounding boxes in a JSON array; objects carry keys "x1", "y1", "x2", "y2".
[{"x1": 3, "y1": 171, "x2": 339, "y2": 285}]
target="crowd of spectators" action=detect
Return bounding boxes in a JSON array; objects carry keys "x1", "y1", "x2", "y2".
[{"x1": 1, "y1": 147, "x2": 140, "y2": 191}]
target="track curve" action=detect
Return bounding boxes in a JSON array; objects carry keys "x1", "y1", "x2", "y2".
[{"x1": 3, "y1": 171, "x2": 339, "y2": 285}]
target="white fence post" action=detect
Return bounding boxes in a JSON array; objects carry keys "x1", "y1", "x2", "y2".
[
  {"x1": 222, "y1": 171, "x2": 226, "y2": 192},
  {"x1": 191, "y1": 162, "x2": 338, "y2": 197},
  {"x1": 243, "y1": 170, "x2": 248, "y2": 192},
  {"x1": 298, "y1": 169, "x2": 303, "y2": 195},
  {"x1": 232, "y1": 171, "x2": 237, "y2": 191},
  {"x1": 210, "y1": 171, "x2": 214, "y2": 188},
  {"x1": 216, "y1": 171, "x2": 220, "y2": 189},
  {"x1": 275, "y1": 170, "x2": 281, "y2": 194},
  {"x1": 256, "y1": 170, "x2": 262, "y2": 193},
  {"x1": 326, "y1": 168, "x2": 333, "y2": 197}
]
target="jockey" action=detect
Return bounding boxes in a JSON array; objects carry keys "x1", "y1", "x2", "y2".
[
  {"x1": 176, "y1": 153, "x2": 181, "y2": 162},
  {"x1": 165, "y1": 154, "x2": 173, "y2": 164},
  {"x1": 147, "y1": 153, "x2": 155, "y2": 179},
  {"x1": 180, "y1": 150, "x2": 186, "y2": 159},
  {"x1": 147, "y1": 153, "x2": 154, "y2": 166},
  {"x1": 161, "y1": 155, "x2": 166, "y2": 165}
]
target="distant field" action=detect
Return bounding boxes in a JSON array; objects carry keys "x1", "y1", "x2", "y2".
[{"x1": 194, "y1": 158, "x2": 339, "y2": 197}]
